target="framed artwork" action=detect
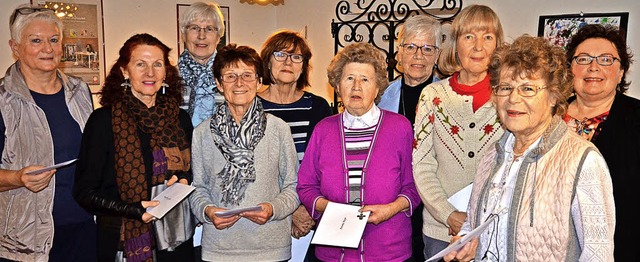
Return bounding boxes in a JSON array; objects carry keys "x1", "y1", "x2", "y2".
[
  {"x1": 176, "y1": 4, "x2": 229, "y2": 56},
  {"x1": 537, "y1": 12, "x2": 629, "y2": 48},
  {"x1": 32, "y1": 0, "x2": 106, "y2": 89}
]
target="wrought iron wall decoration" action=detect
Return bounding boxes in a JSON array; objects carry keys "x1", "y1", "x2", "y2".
[{"x1": 331, "y1": 0, "x2": 462, "y2": 112}]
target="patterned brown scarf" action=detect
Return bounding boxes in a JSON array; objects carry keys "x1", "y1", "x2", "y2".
[{"x1": 112, "y1": 92, "x2": 190, "y2": 262}]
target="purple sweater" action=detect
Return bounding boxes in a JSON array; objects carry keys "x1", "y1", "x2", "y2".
[{"x1": 297, "y1": 110, "x2": 421, "y2": 262}]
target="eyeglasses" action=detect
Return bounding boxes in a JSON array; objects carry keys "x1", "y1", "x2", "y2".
[
  {"x1": 572, "y1": 54, "x2": 620, "y2": 66},
  {"x1": 272, "y1": 51, "x2": 304, "y2": 63},
  {"x1": 220, "y1": 72, "x2": 259, "y2": 83},
  {"x1": 10, "y1": 7, "x2": 54, "y2": 26},
  {"x1": 185, "y1": 24, "x2": 218, "y2": 35},
  {"x1": 400, "y1": 43, "x2": 439, "y2": 56},
  {"x1": 492, "y1": 83, "x2": 547, "y2": 97}
]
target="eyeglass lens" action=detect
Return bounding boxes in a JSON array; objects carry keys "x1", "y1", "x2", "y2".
[
  {"x1": 272, "y1": 51, "x2": 304, "y2": 63},
  {"x1": 11, "y1": 7, "x2": 53, "y2": 26},
  {"x1": 573, "y1": 55, "x2": 618, "y2": 66}
]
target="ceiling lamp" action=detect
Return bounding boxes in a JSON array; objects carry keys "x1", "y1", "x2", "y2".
[
  {"x1": 240, "y1": 0, "x2": 284, "y2": 6},
  {"x1": 43, "y1": 2, "x2": 78, "y2": 18}
]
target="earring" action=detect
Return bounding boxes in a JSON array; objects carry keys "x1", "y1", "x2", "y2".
[
  {"x1": 121, "y1": 78, "x2": 131, "y2": 93},
  {"x1": 161, "y1": 80, "x2": 169, "y2": 95}
]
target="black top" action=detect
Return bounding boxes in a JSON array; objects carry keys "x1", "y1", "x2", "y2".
[
  {"x1": 73, "y1": 107, "x2": 193, "y2": 220},
  {"x1": 573, "y1": 93, "x2": 640, "y2": 261},
  {"x1": 400, "y1": 75, "x2": 434, "y2": 126}
]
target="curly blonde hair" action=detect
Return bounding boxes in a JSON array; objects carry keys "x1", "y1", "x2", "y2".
[
  {"x1": 488, "y1": 35, "x2": 572, "y2": 116},
  {"x1": 327, "y1": 42, "x2": 389, "y2": 104}
]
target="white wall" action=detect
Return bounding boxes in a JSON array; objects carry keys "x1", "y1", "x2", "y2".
[{"x1": 2, "y1": 0, "x2": 639, "y2": 101}]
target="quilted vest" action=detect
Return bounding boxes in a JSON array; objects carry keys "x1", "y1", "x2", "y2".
[{"x1": 471, "y1": 119, "x2": 597, "y2": 261}]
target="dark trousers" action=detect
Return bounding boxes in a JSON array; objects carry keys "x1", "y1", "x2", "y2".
[
  {"x1": 411, "y1": 203, "x2": 425, "y2": 262},
  {"x1": 50, "y1": 220, "x2": 98, "y2": 262}
]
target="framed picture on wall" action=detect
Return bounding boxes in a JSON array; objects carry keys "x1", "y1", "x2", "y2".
[
  {"x1": 176, "y1": 4, "x2": 229, "y2": 56},
  {"x1": 32, "y1": 0, "x2": 106, "y2": 90},
  {"x1": 537, "y1": 12, "x2": 629, "y2": 48}
]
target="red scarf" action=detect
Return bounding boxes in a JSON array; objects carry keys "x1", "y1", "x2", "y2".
[{"x1": 449, "y1": 72, "x2": 492, "y2": 112}]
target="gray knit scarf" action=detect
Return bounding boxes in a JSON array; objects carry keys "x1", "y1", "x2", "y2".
[{"x1": 209, "y1": 98, "x2": 267, "y2": 206}]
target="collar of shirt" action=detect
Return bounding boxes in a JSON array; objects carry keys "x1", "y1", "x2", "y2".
[{"x1": 342, "y1": 105, "x2": 381, "y2": 129}]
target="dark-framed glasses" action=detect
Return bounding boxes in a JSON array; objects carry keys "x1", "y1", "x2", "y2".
[
  {"x1": 10, "y1": 7, "x2": 54, "y2": 26},
  {"x1": 400, "y1": 43, "x2": 439, "y2": 56},
  {"x1": 492, "y1": 83, "x2": 547, "y2": 97},
  {"x1": 221, "y1": 72, "x2": 259, "y2": 83},
  {"x1": 572, "y1": 54, "x2": 620, "y2": 66},
  {"x1": 272, "y1": 51, "x2": 304, "y2": 63},
  {"x1": 185, "y1": 24, "x2": 218, "y2": 35}
]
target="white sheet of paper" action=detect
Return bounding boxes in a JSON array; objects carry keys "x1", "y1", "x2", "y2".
[
  {"x1": 25, "y1": 159, "x2": 77, "y2": 175},
  {"x1": 146, "y1": 183, "x2": 195, "y2": 219},
  {"x1": 214, "y1": 206, "x2": 262, "y2": 218},
  {"x1": 290, "y1": 230, "x2": 314, "y2": 262},
  {"x1": 426, "y1": 214, "x2": 498, "y2": 262},
  {"x1": 448, "y1": 183, "x2": 473, "y2": 212},
  {"x1": 311, "y1": 202, "x2": 370, "y2": 248}
]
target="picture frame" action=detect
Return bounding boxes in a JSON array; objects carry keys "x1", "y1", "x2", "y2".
[
  {"x1": 537, "y1": 12, "x2": 629, "y2": 48},
  {"x1": 176, "y1": 4, "x2": 229, "y2": 56},
  {"x1": 32, "y1": 0, "x2": 106, "y2": 90}
]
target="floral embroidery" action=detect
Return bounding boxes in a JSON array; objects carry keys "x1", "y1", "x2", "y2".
[
  {"x1": 479, "y1": 117, "x2": 500, "y2": 141},
  {"x1": 433, "y1": 97, "x2": 442, "y2": 106},
  {"x1": 413, "y1": 139, "x2": 418, "y2": 149},
  {"x1": 428, "y1": 114, "x2": 435, "y2": 123},
  {"x1": 450, "y1": 126, "x2": 460, "y2": 135}
]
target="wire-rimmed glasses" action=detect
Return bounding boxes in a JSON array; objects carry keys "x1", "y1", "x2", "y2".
[
  {"x1": 220, "y1": 72, "x2": 259, "y2": 83},
  {"x1": 572, "y1": 54, "x2": 620, "y2": 66},
  {"x1": 400, "y1": 43, "x2": 439, "y2": 56},
  {"x1": 492, "y1": 83, "x2": 547, "y2": 97},
  {"x1": 10, "y1": 7, "x2": 54, "y2": 26},
  {"x1": 185, "y1": 24, "x2": 218, "y2": 35}
]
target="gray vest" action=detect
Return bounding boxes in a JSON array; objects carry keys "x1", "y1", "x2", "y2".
[{"x1": 0, "y1": 62, "x2": 93, "y2": 261}]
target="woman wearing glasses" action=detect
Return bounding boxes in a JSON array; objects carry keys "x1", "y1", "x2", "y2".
[
  {"x1": 0, "y1": 5, "x2": 95, "y2": 262},
  {"x1": 412, "y1": 5, "x2": 505, "y2": 259},
  {"x1": 178, "y1": 1, "x2": 225, "y2": 127},
  {"x1": 443, "y1": 35, "x2": 615, "y2": 262},
  {"x1": 257, "y1": 30, "x2": 333, "y2": 249},
  {"x1": 563, "y1": 24, "x2": 638, "y2": 261},
  {"x1": 189, "y1": 44, "x2": 299, "y2": 261},
  {"x1": 377, "y1": 15, "x2": 442, "y2": 261}
]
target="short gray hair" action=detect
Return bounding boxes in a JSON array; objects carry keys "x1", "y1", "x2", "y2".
[
  {"x1": 179, "y1": 2, "x2": 225, "y2": 38},
  {"x1": 397, "y1": 15, "x2": 443, "y2": 48},
  {"x1": 10, "y1": 4, "x2": 63, "y2": 43}
]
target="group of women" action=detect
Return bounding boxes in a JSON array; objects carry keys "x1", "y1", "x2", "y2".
[{"x1": 0, "y1": 1, "x2": 634, "y2": 262}]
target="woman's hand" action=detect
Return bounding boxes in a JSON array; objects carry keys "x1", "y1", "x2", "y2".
[
  {"x1": 291, "y1": 205, "x2": 315, "y2": 239},
  {"x1": 447, "y1": 211, "x2": 467, "y2": 236},
  {"x1": 205, "y1": 206, "x2": 242, "y2": 230},
  {"x1": 240, "y1": 202, "x2": 273, "y2": 225},
  {"x1": 361, "y1": 197, "x2": 409, "y2": 225},
  {"x1": 141, "y1": 200, "x2": 160, "y2": 223},
  {"x1": 443, "y1": 236, "x2": 478, "y2": 262},
  {"x1": 166, "y1": 175, "x2": 189, "y2": 186},
  {"x1": 19, "y1": 166, "x2": 55, "y2": 193}
]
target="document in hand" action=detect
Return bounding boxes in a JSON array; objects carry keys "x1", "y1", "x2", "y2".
[
  {"x1": 426, "y1": 213, "x2": 498, "y2": 262},
  {"x1": 310, "y1": 202, "x2": 370, "y2": 248},
  {"x1": 146, "y1": 183, "x2": 195, "y2": 219},
  {"x1": 25, "y1": 159, "x2": 78, "y2": 175}
]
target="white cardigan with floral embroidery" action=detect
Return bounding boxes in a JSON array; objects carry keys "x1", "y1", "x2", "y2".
[{"x1": 412, "y1": 77, "x2": 503, "y2": 242}]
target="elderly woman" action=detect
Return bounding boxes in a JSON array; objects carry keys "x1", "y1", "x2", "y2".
[
  {"x1": 189, "y1": 44, "x2": 299, "y2": 261},
  {"x1": 0, "y1": 5, "x2": 95, "y2": 261},
  {"x1": 297, "y1": 42, "x2": 421, "y2": 261},
  {"x1": 563, "y1": 24, "x2": 638, "y2": 261},
  {"x1": 74, "y1": 33, "x2": 195, "y2": 261},
  {"x1": 377, "y1": 14, "x2": 442, "y2": 260},
  {"x1": 412, "y1": 5, "x2": 505, "y2": 258},
  {"x1": 379, "y1": 15, "x2": 442, "y2": 126},
  {"x1": 444, "y1": 35, "x2": 615, "y2": 262},
  {"x1": 178, "y1": 1, "x2": 226, "y2": 126},
  {"x1": 257, "y1": 30, "x2": 333, "y2": 244}
]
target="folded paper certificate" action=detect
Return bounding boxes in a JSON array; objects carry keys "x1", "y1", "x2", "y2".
[
  {"x1": 26, "y1": 159, "x2": 77, "y2": 175},
  {"x1": 146, "y1": 183, "x2": 195, "y2": 219},
  {"x1": 426, "y1": 213, "x2": 498, "y2": 262},
  {"x1": 311, "y1": 202, "x2": 370, "y2": 248},
  {"x1": 214, "y1": 206, "x2": 262, "y2": 218}
]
